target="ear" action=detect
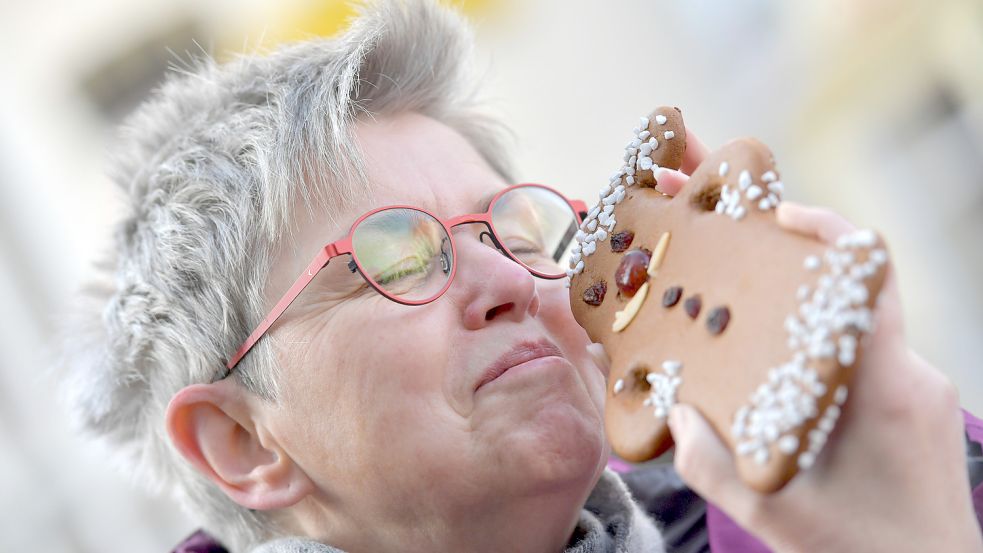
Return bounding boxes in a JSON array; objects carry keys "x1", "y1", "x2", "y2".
[{"x1": 165, "y1": 379, "x2": 314, "y2": 510}]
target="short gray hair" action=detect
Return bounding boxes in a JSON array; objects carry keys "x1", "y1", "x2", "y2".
[{"x1": 58, "y1": 0, "x2": 514, "y2": 549}]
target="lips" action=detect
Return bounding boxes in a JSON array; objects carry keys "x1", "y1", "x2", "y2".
[{"x1": 475, "y1": 339, "x2": 564, "y2": 391}]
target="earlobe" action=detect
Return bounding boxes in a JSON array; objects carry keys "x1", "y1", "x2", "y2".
[{"x1": 165, "y1": 380, "x2": 314, "y2": 510}]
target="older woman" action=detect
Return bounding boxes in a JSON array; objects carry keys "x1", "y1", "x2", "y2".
[{"x1": 62, "y1": 1, "x2": 983, "y2": 552}]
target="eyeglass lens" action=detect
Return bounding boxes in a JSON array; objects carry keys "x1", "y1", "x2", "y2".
[{"x1": 490, "y1": 186, "x2": 578, "y2": 276}]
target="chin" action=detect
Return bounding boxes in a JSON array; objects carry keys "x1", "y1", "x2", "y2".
[{"x1": 502, "y1": 391, "x2": 608, "y2": 496}]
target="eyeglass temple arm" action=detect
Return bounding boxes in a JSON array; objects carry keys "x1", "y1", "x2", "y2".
[
  {"x1": 223, "y1": 245, "x2": 338, "y2": 374},
  {"x1": 571, "y1": 200, "x2": 588, "y2": 222}
]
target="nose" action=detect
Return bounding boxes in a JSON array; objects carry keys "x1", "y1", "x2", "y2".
[{"x1": 449, "y1": 226, "x2": 541, "y2": 330}]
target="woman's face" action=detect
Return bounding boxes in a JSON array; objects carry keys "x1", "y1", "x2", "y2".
[{"x1": 262, "y1": 112, "x2": 608, "y2": 540}]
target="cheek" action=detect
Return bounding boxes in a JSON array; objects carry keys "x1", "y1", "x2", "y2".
[
  {"x1": 282, "y1": 302, "x2": 465, "y2": 479},
  {"x1": 538, "y1": 281, "x2": 590, "y2": 344},
  {"x1": 536, "y1": 281, "x2": 607, "y2": 409}
]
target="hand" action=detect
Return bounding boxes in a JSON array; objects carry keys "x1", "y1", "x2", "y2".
[{"x1": 649, "y1": 133, "x2": 983, "y2": 552}]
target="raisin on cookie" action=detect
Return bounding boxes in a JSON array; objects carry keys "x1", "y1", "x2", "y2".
[{"x1": 568, "y1": 107, "x2": 889, "y2": 492}]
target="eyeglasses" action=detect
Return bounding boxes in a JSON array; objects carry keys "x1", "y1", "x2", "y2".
[{"x1": 221, "y1": 183, "x2": 587, "y2": 376}]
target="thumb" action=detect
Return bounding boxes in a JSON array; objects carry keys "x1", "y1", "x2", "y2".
[{"x1": 668, "y1": 404, "x2": 762, "y2": 524}]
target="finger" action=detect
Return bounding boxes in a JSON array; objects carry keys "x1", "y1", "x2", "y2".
[
  {"x1": 653, "y1": 168, "x2": 689, "y2": 197},
  {"x1": 680, "y1": 129, "x2": 711, "y2": 176},
  {"x1": 668, "y1": 404, "x2": 762, "y2": 525},
  {"x1": 868, "y1": 260, "x2": 906, "y2": 345},
  {"x1": 586, "y1": 342, "x2": 611, "y2": 378},
  {"x1": 776, "y1": 201, "x2": 856, "y2": 245}
]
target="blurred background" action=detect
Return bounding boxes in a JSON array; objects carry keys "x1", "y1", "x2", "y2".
[{"x1": 1, "y1": 0, "x2": 981, "y2": 550}]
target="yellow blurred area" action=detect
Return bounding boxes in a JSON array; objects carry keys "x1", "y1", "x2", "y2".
[{"x1": 221, "y1": 0, "x2": 497, "y2": 56}]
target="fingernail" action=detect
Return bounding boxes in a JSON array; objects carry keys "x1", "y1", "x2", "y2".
[{"x1": 653, "y1": 168, "x2": 670, "y2": 194}]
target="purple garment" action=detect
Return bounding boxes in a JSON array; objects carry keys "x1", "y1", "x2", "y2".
[
  {"x1": 171, "y1": 530, "x2": 228, "y2": 553},
  {"x1": 965, "y1": 410, "x2": 983, "y2": 530},
  {"x1": 706, "y1": 409, "x2": 983, "y2": 552}
]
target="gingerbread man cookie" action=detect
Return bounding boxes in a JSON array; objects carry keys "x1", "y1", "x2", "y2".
[{"x1": 568, "y1": 107, "x2": 889, "y2": 492}]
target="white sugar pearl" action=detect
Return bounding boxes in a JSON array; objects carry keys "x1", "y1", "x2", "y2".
[
  {"x1": 804, "y1": 256, "x2": 821, "y2": 271},
  {"x1": 639, "y1": 157, "x2": 653, "y2": 170},
  {"x1": 715, "y1": 201, "x2": 725, "y2": 214},
  {"x1": 732, "y1": 206, "x2": 747, "y2": 220},
  {"x1": 595, "y1": 228, "x2": 608, "y2": 241},
  {"x1": 818, "y1": 416, "x2": 836, "y2": 433},
  {"x1": 662, "y1": 360, "x2": 683, "y2": 375},
  {"x1": 778, "y1": 435, "x2": 800, "y2": 454},
  {"x1": 768, "y1": 181, "x2": 784, "y2": 195},
  {"x1": 655, "y1": 114, "x2": 668, "y2": 125},
  {"x1": 718, "y1": 161, "x2": 729, "y2": 177},
  {"x1": 613, "y1": 379, "x2": 625, "y2": 395},
  {"x1": 797, "y1": 284, "x2": 811, "y2": 301},
  {"x1": 798, "y1": 451, "x2": 816, "y2": 469},
  {"x1": 639, "y1": 130, "x2": 651, "y2": 140},
  {"x1": 746, "y1": 185, "x2": 763, "y2": 200},
  {"x1": 854, "y1": 229, "x2": 877, "y2": 247},
  {"x1": 739, "y1": 170, "x2": 752, "y2": 190},
  {"x1": 640, "y1": 116, "x2": 649, "y2": 128},
  {"x1": 758, "y1": 198, "x2": 772, "y2": 210},
  {"x1": 736, "y1": 440, "x2": 759, "y2": 456},
  {"x1": 664, "y1": 130, "x2": 675, "y2": 140},
  {"x1": 761, "y1": 170, "x2": 777, "y2": 183},
  {"x1": 834, "y1": 385, "x2": 849, "y2": 405},
  {"x1": 754, "y1": 447, "x2": 770, "y2": 465}
]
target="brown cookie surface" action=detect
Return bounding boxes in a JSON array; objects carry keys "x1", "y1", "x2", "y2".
[{"x1": 567, "y1": 108, "x2": 889, "y2": 492}]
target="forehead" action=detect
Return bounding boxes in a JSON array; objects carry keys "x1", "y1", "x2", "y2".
[
  {"x1": 265, "y1": 112, "x2": 509, "y2": 297},
  {"x1": 353, "y1": 112, "x2": 508, "y2": 217}
]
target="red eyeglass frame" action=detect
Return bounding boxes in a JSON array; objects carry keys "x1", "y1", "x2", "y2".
[{"x1": 221, "y1": 183, "x2": 587, "y2": 376}]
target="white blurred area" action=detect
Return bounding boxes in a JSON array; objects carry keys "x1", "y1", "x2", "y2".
[{"x1": 1, "y1": 0, "x2": 981, "y2": 550}]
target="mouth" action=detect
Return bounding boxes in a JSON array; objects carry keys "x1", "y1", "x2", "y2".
[{"x1": 475, "y1": 339, "x2": 565, "y2": 392}]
